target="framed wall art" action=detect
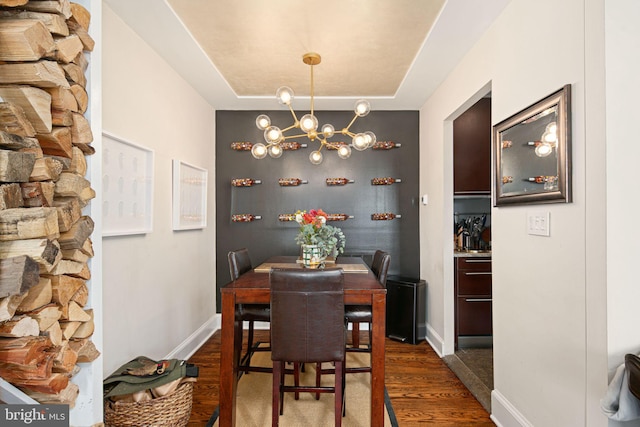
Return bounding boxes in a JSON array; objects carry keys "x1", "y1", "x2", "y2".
[
  {"x1": 172, "y1": 159, "x2": 208, "y2": 230},
  {"x1": 494, "y1": 84, "x2": 572, "y2": 206},
  {"x1": 102, "y1": 131, "x2": 154, "y2": 236}
]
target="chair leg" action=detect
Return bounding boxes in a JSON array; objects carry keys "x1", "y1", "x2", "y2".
[
  {"x1": 234, "y1": 319, "x2": 243, "y2": 378},
  {"x1": 335, "y1": 360, "x2": 344, "y2": 427},
  {"x1": 272, "y1": 361, "x2": 282, "y2": 427},
  {"x1": 244, "y1": 320, "x2": 255, "y2": 371},
  {"x1": 294, "y1": 362, "x2": 300, "y2": 400},
  {"x1": 351, "y1": 322, "x2": 360, "y2": 348},
  {"x1": 342, "y1": 360, "x2": 347, "y2": 417},
  {"x1": 279, "y1": 363, "x2": 286, "y2": 415},
  {"x1": 315, "y1": 362, "x2": 322, "y2": 400}
]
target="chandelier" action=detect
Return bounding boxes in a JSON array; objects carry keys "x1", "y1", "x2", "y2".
[{"x1": 252, "y1": 52, "x2": 376, "y2": 165}]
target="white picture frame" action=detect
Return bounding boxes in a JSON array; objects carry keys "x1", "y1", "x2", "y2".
[
  {"x1": 102, "y1": 132, "x2": 154, "y2": 236},
  {"x1": 172, "y1": 159, "x2": 208, "y2": 230}
]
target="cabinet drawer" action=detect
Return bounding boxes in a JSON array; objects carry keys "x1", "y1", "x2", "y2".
[
  {"x1": 457, "y1": 271, "x2": 492, "y2": 296},
  {"x1": 456, "y1": 257, "x2": 491, "y2": 272},
  {"x1": 457, "y1": 297, "x2": 492, "y2": 335}
]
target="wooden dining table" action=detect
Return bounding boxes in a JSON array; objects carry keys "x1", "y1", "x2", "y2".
[{"x1": 218, "y1": 256, "x2": 387, "y2": 426}]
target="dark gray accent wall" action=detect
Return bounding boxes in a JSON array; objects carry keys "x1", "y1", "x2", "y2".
[{"x1": 215, "y1": 110, "x2": 420, "y2": 311}]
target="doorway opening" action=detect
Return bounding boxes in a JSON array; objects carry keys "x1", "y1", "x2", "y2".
[{"x1": 444, "y1": 86, "x2": 493, "y2": 412}]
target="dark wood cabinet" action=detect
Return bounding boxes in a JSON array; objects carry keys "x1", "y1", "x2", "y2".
[
  {"x1": 455, "y1": 256, "x2": 492, "y2": 346},
  {"x1": 453, "y1": 97, "x2": 492, "y2": 195}
]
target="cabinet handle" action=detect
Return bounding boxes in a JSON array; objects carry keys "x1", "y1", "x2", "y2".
[
  {"x1": 465, "y1": 298, "x2": 492, "y2": 302},
  {"x1": 465, "y1": 259, "x2": 491, "y2": 263},
  {"x1": 464, "y1": 272, "x2": 492, "y2": 276}
]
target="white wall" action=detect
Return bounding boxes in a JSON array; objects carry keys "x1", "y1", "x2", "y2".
[
  {"x1": 605, "y1": 3, "x2": 640, "y2": 426},
  {"x1": 420, "y1": 0, "x2": 611, "y2": 425},
  {"x1": 605, "y1": 0, "x2": 640, "y2": 365},
  {"x1": 101, "y1": 5, "x2": 217, "y2": 375}
]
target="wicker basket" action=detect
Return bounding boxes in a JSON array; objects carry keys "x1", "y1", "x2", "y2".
[{"x1": 104, "y1": 381, "x2": 193, "y2": 427}]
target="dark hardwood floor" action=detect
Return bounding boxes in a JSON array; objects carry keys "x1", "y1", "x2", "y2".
[{"x1": 187, "y1": 330, "x2": 494, "y2": 426}]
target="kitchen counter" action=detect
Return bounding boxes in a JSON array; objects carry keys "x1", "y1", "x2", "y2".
[{"x1": 454, "y1": 250, "x2": 491, "y2": 258}]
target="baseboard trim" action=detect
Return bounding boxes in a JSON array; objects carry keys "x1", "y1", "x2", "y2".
[
  {"x1": 165, "y1": 315, "x2": 220, "y2": 361},
  {"x1": 491, "y1": 389, "x2": 533, "y2": 427},
  {"x1": 425, "y1": 323, "x2": 444, "y2": 357}
]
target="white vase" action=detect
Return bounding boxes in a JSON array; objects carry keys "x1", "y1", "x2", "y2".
[{"x1": 301, "y1": 244, "x2": 322, "y2": 268}]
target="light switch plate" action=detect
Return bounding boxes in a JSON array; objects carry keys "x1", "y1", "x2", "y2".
[{"x1": 527, "y1": 211, "x2": 550, "y2": 236}]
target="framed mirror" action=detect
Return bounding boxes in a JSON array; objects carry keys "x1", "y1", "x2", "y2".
[{"x1": 494, "y1": 85, "x2": 571, "y2": 206}]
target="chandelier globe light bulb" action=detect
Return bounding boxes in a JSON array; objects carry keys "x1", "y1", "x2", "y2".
[
  {"x1": 276, "y1": 87, "x2": 294, "y2": 105},
  {"x1": 264, "y1": 126, "x2": 283, "y2": 144},
  {"x1": 363, "y1": 131, "x2": 377, "y2": 148},
  {"x1": 321, "y1": 123, "x2": 335, "y2": 138},
  {"x1": 337, "y1": 144, "x2": 352, "y2": 159},
  {"x1": 256, "y1": 114, "x2": 271, "y2": 130},
  {"x1": 354, "y1": 99, "x2": 371, "y2": 117},
  {"x1": 268, "y1": 144, "x2": 283, "y2": 158},
  {"x1": 352, "y1": 133, "x2": 369, "y2": 151},
  {"x1": 300, "y1": 114, "x2": 318, "y2": 133},
  {"x1": 251, "y1": 143, "x2": 267, "y2": 159},
  {"x1": 309, "y1": 150, "x2": 323, "y2": 165}
]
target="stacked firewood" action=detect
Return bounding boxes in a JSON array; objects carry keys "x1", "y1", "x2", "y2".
[{"x1": 0, "y1": 0, "x2": 98, "y2": 407}]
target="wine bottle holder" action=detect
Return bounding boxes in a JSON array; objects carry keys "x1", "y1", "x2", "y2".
[
  {"x1": 230, "y1": 141, "x2": 253, "y2": 151},
  {"x1": 326, "y1": 177, "x2": 354, "y2": 186},
  {"x1": 231, "y1": 178, "x2": 261, "y2": 187},
  {"x1": 278, "y1": 178, "x2": 307, "y2": 186},
  {"x1": 371, "y1": 212, "x2": 401, "y2": 220},
  {"x1": 278, "y1": 213, "x2": 353, "y2": 222},
  {"x1": 371, "y1": 177, "x2": 401, "y2": 185},
  {"x1": 279, "y1": 142, "x2": 307, "y2": 150},
  {"x1": 371, "y1": 141, "x2": 401, "y2": 150},
  {"x1": 231, "y1": 214, "x2": 261, "y2": 222}
]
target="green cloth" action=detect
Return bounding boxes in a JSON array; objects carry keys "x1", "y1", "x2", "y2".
[{"x1": 103, "y1": 356, "x2": 197, "y2": 398}]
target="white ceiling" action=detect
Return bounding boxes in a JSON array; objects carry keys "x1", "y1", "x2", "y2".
[{"x1": 104, "y1": 0, "x2": 510, "y2": 111}]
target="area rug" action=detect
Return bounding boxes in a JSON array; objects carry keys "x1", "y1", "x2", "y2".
[{"x1": 208, "y1": 347, "x2": 397, "y2": 426}]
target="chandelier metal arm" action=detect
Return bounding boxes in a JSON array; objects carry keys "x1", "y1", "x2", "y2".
[
  {"x1": 282, "y1": 132, "x2": 310, "y2": 140},
  {"x1": 343, "y1": 114, "x2": 359, "y2": 132},
  {"x1": 286, "y1": 104, "x2": 300, "y2": 127},
  {"x1": 338, "y1": 129, "x2": 356, "y2": 138},
  {"x1": 280, "y1": 124, "x2": 299, "y2": 133}
]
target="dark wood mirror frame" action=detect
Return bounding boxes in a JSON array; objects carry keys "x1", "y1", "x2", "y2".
[{"x1": 493, "y1": 84, "x2": 572, "y2": 206}]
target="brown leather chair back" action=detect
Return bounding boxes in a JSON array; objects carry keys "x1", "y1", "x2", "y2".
[
  {"x1": 270, "y1": 268, "x2": 345, "y2": 363},
  {"x1": 370, "y1": 250, "x2": 385, "y2": 277},
  {"x1": 371, "y1": 250, "x2": 390, "y2": 286},
  {"x1": 228, "y1": 248, "x2": 252, "y2": 280},
  {"x1": 377, "y1": 253, "x2": 391, "y2": 286}
]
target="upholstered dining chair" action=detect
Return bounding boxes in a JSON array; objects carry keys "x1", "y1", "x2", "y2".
[
  {"x1": 227, "y1": 248, "x2": 271, "y2": 373},
  {"x1": 346, "y1": 250, "x2": 386, "y2": 348},
  {"x1": 270, "y1": 268, "x2": 346, "y2": 427},
  {"x1": 343, "y1": 251, "x2": 390, "y2": 374}
]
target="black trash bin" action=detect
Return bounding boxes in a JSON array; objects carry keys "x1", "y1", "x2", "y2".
[{"x1": 385, "y1": 276, "x2": 427, "y2": 344}]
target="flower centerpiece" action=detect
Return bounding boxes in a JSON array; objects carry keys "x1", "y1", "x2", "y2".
[{"x1": 294, "y1": 209, "x2": 346, "y2": 267}]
